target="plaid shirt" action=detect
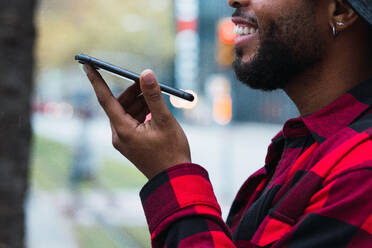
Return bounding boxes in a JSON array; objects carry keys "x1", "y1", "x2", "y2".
[{"x1": 140, "y1": 78, "x2": 372, "y2": 247}]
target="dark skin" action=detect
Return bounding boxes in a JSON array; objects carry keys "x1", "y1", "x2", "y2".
[
  {"x1": 229, "y1": 0, "x2": 372, "y2": 115},
  {"x1": 285, "y1": 0, "x2": 372, "y2": 115},
  {"x1": 84, "y1": 0, "x2": 372, "y2": 179}
]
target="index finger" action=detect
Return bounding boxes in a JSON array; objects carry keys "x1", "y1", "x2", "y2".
[{"x1": 83, "y1": 65, "x2": 138, "y2": 129}]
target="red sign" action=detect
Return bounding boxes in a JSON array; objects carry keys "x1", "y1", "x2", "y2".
[
  {"x1": 177, "y1": 19, "x2": 198, "y2": 32},
  {"x1": 219, "y1": 19, "x2": 237, "y2": 45}
]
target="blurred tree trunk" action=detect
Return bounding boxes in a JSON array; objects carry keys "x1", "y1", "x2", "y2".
[{"x1": 0, "y1": 0, "x2": 37, "y2": 247}]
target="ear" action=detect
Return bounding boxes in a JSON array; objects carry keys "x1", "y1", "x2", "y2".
[{"x1": 328, "y1": 0, "x2": 359, "y2": 32}]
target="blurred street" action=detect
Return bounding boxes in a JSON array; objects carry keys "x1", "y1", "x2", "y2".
[
  {"x1": 27, "y1": 113, "x2": 281, "y2": 248},
  {"x1": 31, "y1": 113, "x2": 281, "y2": 205}
]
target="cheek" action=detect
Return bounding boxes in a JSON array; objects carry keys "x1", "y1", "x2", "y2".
[
  {"x1": 254, "y1": 0, "x2": 276, "y2": 26},
  {"x1": 255, "y1": 0, "x2": 313, "y2": 25},
  {"x1": 313, "y1": 5, "x2": 333, "y2": 42},
  {"x1": 253, "y1": 0, "x2": 289, "y2": 39},
  {"x1": 254, "y1": 0, "x2": 295, "y2": 18}
]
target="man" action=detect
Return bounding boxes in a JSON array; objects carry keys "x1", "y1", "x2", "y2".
[{"x1": 83, "y1": 0, "x2": 372, "y2": 246}]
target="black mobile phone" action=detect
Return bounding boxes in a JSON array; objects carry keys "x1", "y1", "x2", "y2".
[{"x1": 75, "y1": 53, "x2": 194, "y2": 102}]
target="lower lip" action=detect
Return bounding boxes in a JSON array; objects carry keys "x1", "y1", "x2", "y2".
[{"x1": 234, "y1": 32, "x2": 258, "y2": 48}]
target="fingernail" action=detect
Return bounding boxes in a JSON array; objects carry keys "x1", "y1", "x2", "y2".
[
  {"x1": 83, "y1": 65, "x2": 90, "y2": 74},
  {"x1": 142, "y1": 70, "x2": 155, "y2": 86}
]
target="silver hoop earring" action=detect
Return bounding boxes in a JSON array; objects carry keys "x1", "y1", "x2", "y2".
[{"x1": 332, "y1": 25, "x2": 339, "y2": 37}]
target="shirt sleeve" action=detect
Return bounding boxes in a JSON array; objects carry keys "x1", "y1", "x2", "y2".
[
  {"x1": 140, "y1": 163, "x2": 238, "y2": 248},
  {"x1": 140, "y1": 163, "x2": 372, "y2": 247}
]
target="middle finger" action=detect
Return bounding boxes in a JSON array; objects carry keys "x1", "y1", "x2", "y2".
[
  {"x1": 117, "y1": 81, "x2": 142, "y2": 108},
  {"x1": 126, "y1": 96, "x2": 148, "y2": 116}
]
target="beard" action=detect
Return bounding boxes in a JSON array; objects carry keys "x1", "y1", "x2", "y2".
[{"x1": 233, "y1": 4, "x2": 326, "y2": 91}]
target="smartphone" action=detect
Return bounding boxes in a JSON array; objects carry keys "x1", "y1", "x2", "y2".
[{"x1": 75, "y1": 53, "x2": 195, "y2": 102}]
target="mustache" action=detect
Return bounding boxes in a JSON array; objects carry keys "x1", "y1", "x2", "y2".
[{"x1": 232, "y1": 9, "x2": 258, "y2": 25}]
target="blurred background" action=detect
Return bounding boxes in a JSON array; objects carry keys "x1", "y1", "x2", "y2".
[{"x1": 1, "y1": 0, "x2": 298, "y2": 247}]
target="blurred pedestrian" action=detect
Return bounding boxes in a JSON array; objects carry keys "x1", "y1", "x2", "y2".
[{"x1": 83, "y1": 0, "x2": 372, "y2": 247}]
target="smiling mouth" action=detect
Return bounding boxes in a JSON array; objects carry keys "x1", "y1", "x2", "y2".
[
  {"x1": 232, "y1": 22, "x2": 259, "y2": 50},
  {"x1": 234, "y1": 24, "x2": 258, "y2": 36},
  {"x1": 232, "y1": 16, "x2": 259, "y2": 36}
]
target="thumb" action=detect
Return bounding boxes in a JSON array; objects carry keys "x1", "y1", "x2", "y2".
[{"x1": 140, "y1": 69, "x2": 171, "y2": 125}]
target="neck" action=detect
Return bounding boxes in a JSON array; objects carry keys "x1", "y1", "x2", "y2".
[{"x1": 284, "y1": 31, "x2": 372, "y2": 116}]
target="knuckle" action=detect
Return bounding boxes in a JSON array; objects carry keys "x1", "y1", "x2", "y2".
[
  {"x1": 157, "y1": 112, "x2": 172, "y2": 125},
  {"x1": 147, "y1": 92, "x2": 161, "y2": 102},
  {"x1": 97, "y1": 94, "x2": 108, "y2": 108},
  {"x1": 116, "y1": 128, "x2": 132, "y2": 141},
  {"x1": 112, "y1": 138, "x2": 121, "y2": 150}
]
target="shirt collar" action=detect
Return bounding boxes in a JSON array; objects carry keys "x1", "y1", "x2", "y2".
[{"x1": 302, "y1": 78, "x2": 372, "y2": 143}]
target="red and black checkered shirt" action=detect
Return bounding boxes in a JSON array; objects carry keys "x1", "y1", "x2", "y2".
[{"x1": 140, "y1": 78, "x2": 372, "y2": 247}]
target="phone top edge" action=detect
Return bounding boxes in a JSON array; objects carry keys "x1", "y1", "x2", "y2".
[
  {"x1": 75, "y1": 54, "x2": 140, "y2": 82},
  {"x1": 75, "y1": 53, "x2": 90, "y2": 62},
  {"x1": 75, "y1": 53, "x2": 195, "y2": 102}
]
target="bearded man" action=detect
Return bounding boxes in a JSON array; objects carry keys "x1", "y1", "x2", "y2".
[{"x1": 83, "y1": 0, "x2": 372, "y2": 247}]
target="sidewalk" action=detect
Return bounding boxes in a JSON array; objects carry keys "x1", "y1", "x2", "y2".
[
  {"x1": 26, "y1": 189, "x2": 150, "y2": 248},
  {"x1": 26, "y1": 191, "x2": 78, "y2": 248}
]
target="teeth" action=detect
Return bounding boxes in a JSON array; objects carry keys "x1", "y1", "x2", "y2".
[{"x1": 234, "y1": 25, "x2": 258, "y2": 36}]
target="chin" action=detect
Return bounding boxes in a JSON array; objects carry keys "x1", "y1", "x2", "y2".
[
  {"x1": 237, "y1": 46, "x2": 259, "y2": 64},
  {"x1": 241, "y1": 54, "x2": 255, "y2": 64}
]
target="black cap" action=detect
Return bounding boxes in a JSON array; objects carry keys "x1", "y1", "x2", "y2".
[{"x1": 347, "y1": 0, "x2": 372, "y2": 25}]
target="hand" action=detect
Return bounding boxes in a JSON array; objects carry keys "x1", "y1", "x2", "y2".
[{"x1": 83, "y1": 65, "x2": 191, "y2": 179}]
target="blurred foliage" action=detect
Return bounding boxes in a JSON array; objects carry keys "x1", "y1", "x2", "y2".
[
  {"x1": 31, "y1": 135, "x2": 147, "y2": 190},
  {"x1": 75, "y1": 225, "x2": 150, "y2": 248},
  {"x1": 31, "y1": 136, "x2": 72, "y2": 189},
  {"x1": 101, "y1": 159, "x2": 147, "y2": 189},
  {"x1": 122, "y1": 226, "x2": 151, "y2": 248},
  {"x1": 36, "y1": 0, "x2": 175, "y2": 69},
  {"x1": 74, "y1": 225, "x2": 119, "y2": 248}
]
